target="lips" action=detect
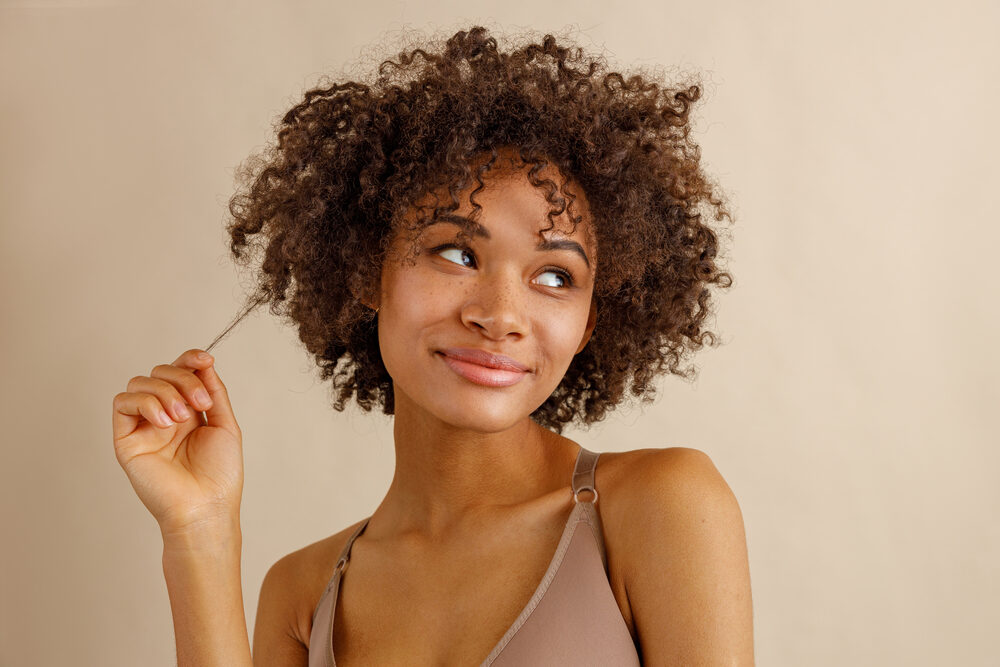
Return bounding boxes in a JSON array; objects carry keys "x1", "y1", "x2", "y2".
[
  {"x1": 438, "y1": 347, "x2": 530, "y2": 372},
  {"x1": 436, "y1": 347, "x2": 530, "y2": 387}
]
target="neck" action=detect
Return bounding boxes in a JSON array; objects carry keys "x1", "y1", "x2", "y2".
[{"x1": 370, "y1": 386, "x2": 579, "y2": 541}]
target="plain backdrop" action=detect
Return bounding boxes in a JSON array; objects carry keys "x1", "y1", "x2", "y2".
[{"x1": 1, "y1": 1, "x2": 997, "y2": 665}]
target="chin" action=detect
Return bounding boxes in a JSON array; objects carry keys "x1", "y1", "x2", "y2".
[
  {"x1": 392, "y1": 382, "x2": 530, "y2": 433},
  {"x1": 429, "y1": 398, "x2": 529, "y2": 434}
]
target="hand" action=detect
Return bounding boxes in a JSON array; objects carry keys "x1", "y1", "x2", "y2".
[{"x1": 112, "y1": 349, "x2": 244, "y2": 539}]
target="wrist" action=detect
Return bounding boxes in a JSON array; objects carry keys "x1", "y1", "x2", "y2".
[{"x1": 160, "y1": 514, "x2": 242, "y2": 554}]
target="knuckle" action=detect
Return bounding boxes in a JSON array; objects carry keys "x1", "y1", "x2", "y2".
[
  {"x1": 148, "y1": 376, "x2": 172, "y2": 392},
  {"x1": 150, "y1": 379, "x2": 183, "y2": 404},
  {"x1": 134, "y1": 376, "x2": 162, "y2": 398},
  {"x1": 177, "y1": 375, "x2": 199, "y2": 395}
]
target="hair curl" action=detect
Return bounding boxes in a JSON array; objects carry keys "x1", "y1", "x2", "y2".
[{"x1": 223, "y1": 25, "x2": 734, "y2": 434}]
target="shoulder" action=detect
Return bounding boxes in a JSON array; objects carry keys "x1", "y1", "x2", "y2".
[
  {"x1": 255, "y1": 518, "x2": 369, "y2": 650},
  {"x1": 609, "y1": 446, "x2": 738, "y2": 511},
  {"x1": 594, "y1": 446, "x2": 737, "y2": 538},
  {"x1": 599, "y1": 446, "x2": 754, "y2": 663}
]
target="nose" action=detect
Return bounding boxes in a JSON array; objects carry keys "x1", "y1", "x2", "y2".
[{"x1": 460, "y1": 269, "x2": 528, "y2": 340}]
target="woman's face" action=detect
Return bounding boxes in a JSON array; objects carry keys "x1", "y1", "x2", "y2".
[{"x1": 376, "y1": 160, "x2": 598, "y2": 434}]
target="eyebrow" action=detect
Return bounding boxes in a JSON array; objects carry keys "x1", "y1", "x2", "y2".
[{"x1": 433, "y1": 213, "x2": 591, "y2": 268}]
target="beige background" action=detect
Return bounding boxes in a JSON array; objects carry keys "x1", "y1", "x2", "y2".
[{"x1": 1, "y1": 1, "x2": 997, "y2": 665}]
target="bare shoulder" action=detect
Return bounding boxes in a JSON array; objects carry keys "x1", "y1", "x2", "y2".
[
  {"x1": 608, "y1": 446, "x2": 736, "y2": 504},
  {"x1": 592, "y1": 446, "x2": 732, "y2": 531},
  {"x1": 254, "y1": 518, "x2": 369, "y2": 652},
  {"x1": 600, "y1": 446, "x2": 754, "y2": 664}
]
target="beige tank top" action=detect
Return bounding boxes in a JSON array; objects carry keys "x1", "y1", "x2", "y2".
[{"x1": 308, "y1": 445, "x2": 642, "y2": 665}]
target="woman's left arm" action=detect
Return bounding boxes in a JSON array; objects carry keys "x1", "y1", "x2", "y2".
[{"x1": 621, "y1": 447, "x2": 754, "y2": 665}]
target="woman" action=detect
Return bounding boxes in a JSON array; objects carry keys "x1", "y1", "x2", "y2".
[{"x1": 112, "y1": 26, "x2": 753, "y2": 665}]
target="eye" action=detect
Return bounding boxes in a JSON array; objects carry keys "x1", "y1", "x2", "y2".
[
  {"x1": 435, "y1": 244, "x2": 475, "y2": 268},
  {"x1": 536, "y1": 268, "x2": 573, "y2": 289},
  {"x1": 431, "y1": 243, "x2": 575, "y2": 290}
]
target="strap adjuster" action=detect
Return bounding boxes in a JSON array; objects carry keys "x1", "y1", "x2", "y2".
[{"x1": 573, "y1": 486, "x2": 598, "y2": 504}]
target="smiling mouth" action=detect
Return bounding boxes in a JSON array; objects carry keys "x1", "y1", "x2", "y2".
[{"x1": 435, "y1": 351, "x2": 528, "y2": 387}]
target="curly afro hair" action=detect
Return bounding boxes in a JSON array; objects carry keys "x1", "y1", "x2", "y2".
[{"x1": 222, "y1": 25, "x2": 734, "y2": 434}]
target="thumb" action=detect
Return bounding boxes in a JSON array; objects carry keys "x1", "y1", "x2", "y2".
[{"x1": 193, "y1": 360, "x2": 240, "y2": 437}]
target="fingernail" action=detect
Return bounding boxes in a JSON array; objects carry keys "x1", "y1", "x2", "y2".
[
  {"x1": 158, "y1": 411, "x2": 173, "y2": 426},
  {"x1": 174, "y1": 401, "x2": 190, "y2": 419},
  {"x1": 194, "y1": 389, "x2": 211, "y2": 407},
  {"x1": 197, "y1": 352, "x2": 212, "y2": 361}
]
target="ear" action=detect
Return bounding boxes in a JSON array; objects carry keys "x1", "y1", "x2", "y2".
[
  {"x1": 351, "y1": 285, "x2": 381, "y2": 312},
  {"x1": 575, "y1": 298, "x2": 597, "y2": 355}
]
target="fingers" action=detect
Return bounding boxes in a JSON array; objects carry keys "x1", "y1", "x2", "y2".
[
  {"x1": 113, "y1": 388, "x2": 178, "y2": 433},
  {"x1": 124, "y1": 376, "x2": 197, "y2": 424},
  {"x1": 170, "y1": 348, "x2": 215, "y2": 370},
  {"x1": 147, "y1": 363, "x2": 214, "y2": 417},
  {"x1": 163, "y1": 348, "x2": 240, "y2": 436},
  {"x1": 112, "y1": 349, "x2": 236, "y2": 443}
]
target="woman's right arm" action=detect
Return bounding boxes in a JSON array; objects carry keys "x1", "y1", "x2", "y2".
[
  {"x1": 162, "y1": 516, "x2": 251, "y2": 665},
  {"x1": 112, "y1": 348, "x2": 253, "y2": 666}
]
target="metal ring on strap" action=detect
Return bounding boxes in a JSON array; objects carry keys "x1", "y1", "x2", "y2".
[
  {"x1": 334, "y1": 556, "x2": 349, "y2": 574},
  {"x1": 573, "y1": 486, "x2": 598, "y2": 504}
]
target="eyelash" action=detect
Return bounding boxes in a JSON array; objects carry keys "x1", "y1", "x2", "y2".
[{"x1": 428, "y1": 242, "x2": 576, "y2": 288}]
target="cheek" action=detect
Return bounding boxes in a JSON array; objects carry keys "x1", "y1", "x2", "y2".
[
  {"x1": 383, "y1": 268, "x2": 456, "y2": 323},
  {"x1": 539, "y1": 305, "x2": 591, "y2": 367},
  {"x1": 378, "y1": 269, "x2": 461, "y2": 366}
]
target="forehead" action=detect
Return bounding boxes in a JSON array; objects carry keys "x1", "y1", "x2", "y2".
[{"x1": 399, "y1": 150, "x2": 595, "y2": 244}]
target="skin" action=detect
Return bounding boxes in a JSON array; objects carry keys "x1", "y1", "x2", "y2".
[
  {"x1": 112, "y1": 149, "x2": 754, "y2": 666},
  {"x1": 369, "y1": 152, "x2": 600, "y2": 540}
]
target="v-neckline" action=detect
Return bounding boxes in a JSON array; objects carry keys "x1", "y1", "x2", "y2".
[{"x1": 325, "y1": 498, "x2": 597, "y2": 667}]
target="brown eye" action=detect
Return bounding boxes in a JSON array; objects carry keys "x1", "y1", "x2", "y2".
[
  {"x1": 433, "y1": 243, "x2": 574, "y2": 290},
  {"x1": 535, "y1": 267, "x2": 574, "y2": 289},
  {"x1": 435, "y1": 244, "x2": 475, "y2": 268}
]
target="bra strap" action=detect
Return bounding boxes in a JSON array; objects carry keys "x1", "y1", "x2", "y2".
[
  {"x1": 571, "y1": 445, "x2": 600, "y2": 504},
  {"x1": 334, "y1": 516, "x2": 371, "y2": 575},
  {"x1": 333, "y1": 448, "x2": 600, "y2": 575}
]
